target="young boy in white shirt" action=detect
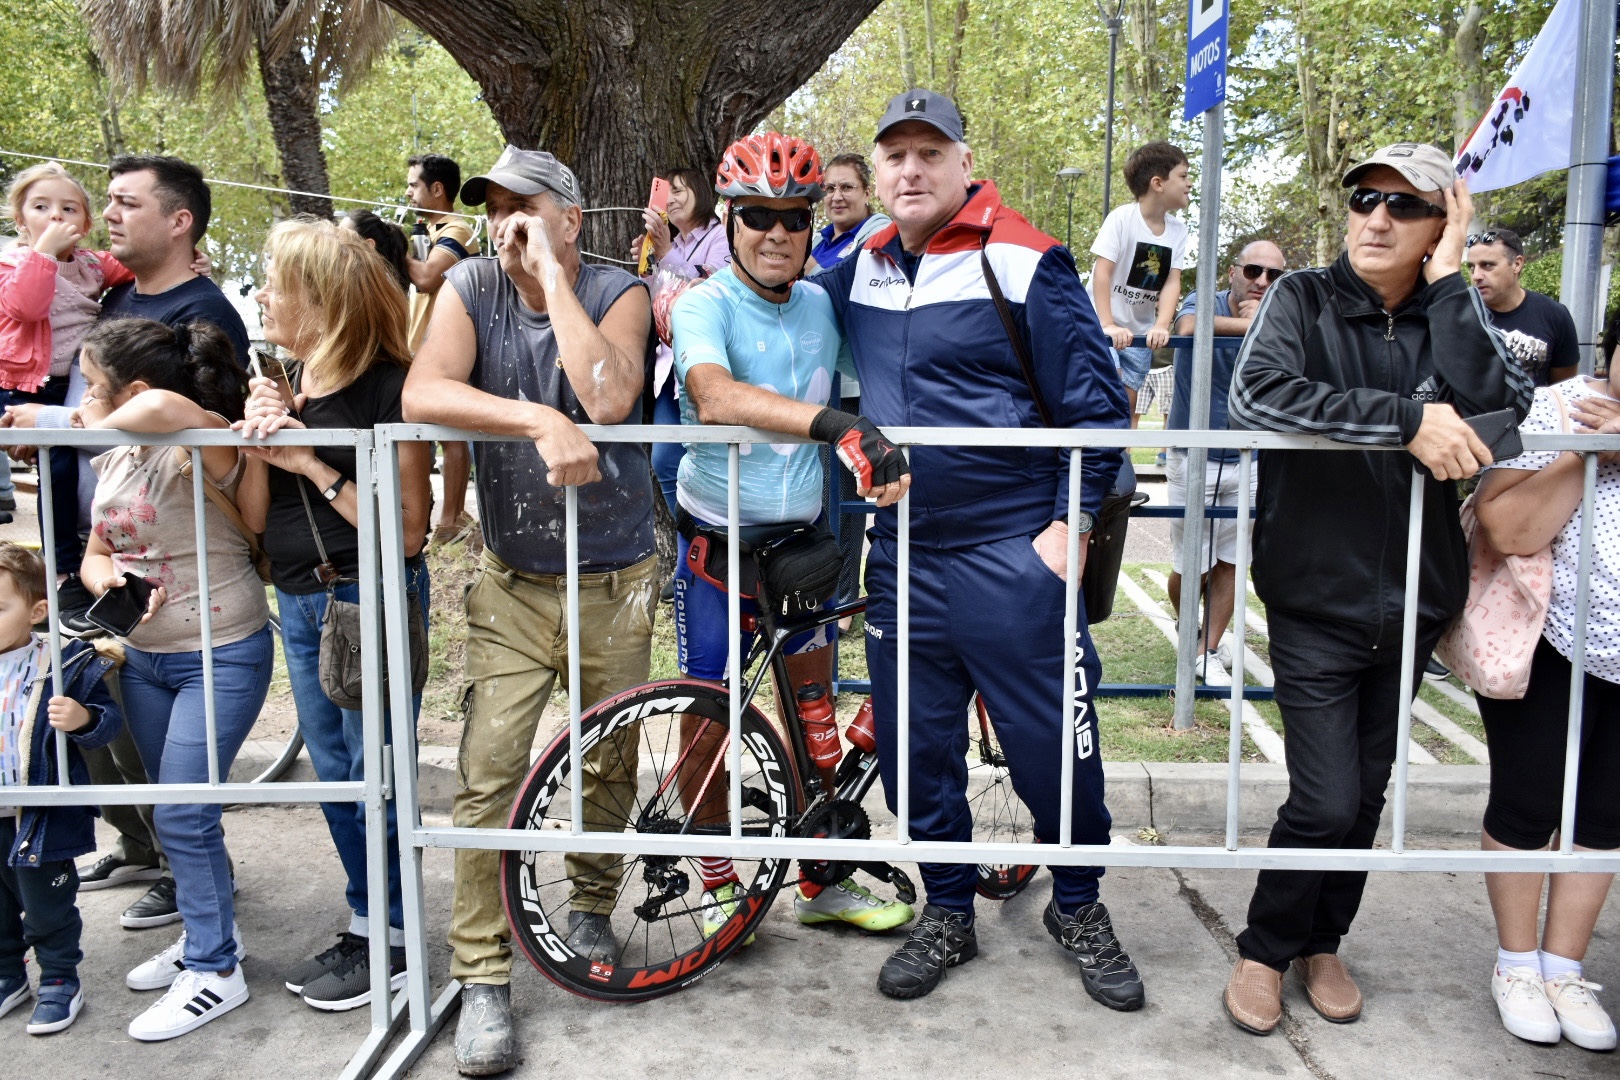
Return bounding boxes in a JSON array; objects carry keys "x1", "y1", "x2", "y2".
[{"x1": 1090, "y1": 141, "x2": 1193, "y2": 426}]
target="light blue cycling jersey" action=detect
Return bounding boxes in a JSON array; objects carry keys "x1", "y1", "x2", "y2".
[{"x1": 671, "y1": 264, "x2": 854, "y2": 525}]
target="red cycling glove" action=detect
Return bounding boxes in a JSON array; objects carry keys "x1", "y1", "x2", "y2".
[{"x1": 809, "y1": 408, "x2": 909, "y2": 490}]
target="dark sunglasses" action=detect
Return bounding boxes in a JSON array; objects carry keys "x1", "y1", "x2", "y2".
[
  {"x1": 1240, "y1": 264, "x2": 1285, "y2": 283},
  {"x1": 733, "y1": 205, "x2": 814, "y2": 233},
  {"x1": 1347, "y1": 188, "x2": 1446, "y2": 221},
  {"x1": 1466, "y1": 231, "x2": 1522, "y2": 255}
]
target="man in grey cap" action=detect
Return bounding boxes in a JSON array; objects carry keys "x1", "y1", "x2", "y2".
[
  {"x1": 403, "y1": 145, "x2": 655, "y2": 1076},
  {"x1": 1222, "y1": 144, "x2": 1532, "y2": 1035},
  {"x1": 817, "y1": 90, "x2": 1139, "y2": 1008}
]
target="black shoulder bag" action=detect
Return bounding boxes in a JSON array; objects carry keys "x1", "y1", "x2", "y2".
[{"x1": 978, "y1": 236, "x2": 1142, "y2": 624}]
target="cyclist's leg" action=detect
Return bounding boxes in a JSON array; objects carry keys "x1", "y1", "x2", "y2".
[
  {"x1": 450, "y1": 556, "x2": 559, "y2": 986},
  {"x1": 863, "y1": 539, "x2": 977, "y2": 913},
  {"x1": 957, "y1": 535, "x2": 1109, "y2": 912},
  {"x1": 564, "y1": 555, "x2": 657, "y2": 913}
]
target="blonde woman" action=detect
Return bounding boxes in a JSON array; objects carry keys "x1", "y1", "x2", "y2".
[{"x1": 234, "y1": 218, "x2": 432, "y2": 1011}]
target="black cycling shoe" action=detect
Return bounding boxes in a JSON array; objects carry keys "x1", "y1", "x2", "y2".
[
  {"x1": 876, "y1": 903, "x2": 977, "y2": 1000},
  {"x1": 1043, "y1": 898, "x2": 1145, "y2": 1011}
]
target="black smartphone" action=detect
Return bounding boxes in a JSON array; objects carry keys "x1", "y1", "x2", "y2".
[
  {"x1": 1465, "y1": 408, "x2": 1524, "y2": 464},
  {"x1": 85, "y1": 573, "x2": 156, "y2": 637}
]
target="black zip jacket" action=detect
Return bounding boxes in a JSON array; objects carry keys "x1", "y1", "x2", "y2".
[{"x1": 1228, "y1": 252, "x2": 1534, "y2": 631}]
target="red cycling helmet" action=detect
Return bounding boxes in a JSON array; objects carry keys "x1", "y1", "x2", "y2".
[{"x1": 715, "y1": 132, "x2": 824, "y2": 202}]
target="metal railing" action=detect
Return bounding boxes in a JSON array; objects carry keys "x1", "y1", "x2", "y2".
[
  {"x1": 368, "y1": 420, "x2": 1620, "y2": 1078},
  {"x1": 6, "y1": 426, "x2": 403, "y2": 1080}
]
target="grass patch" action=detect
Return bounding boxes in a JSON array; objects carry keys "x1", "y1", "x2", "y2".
[{"x1": 1417, "y1": 682, "x2": 1486, "y2": 746}]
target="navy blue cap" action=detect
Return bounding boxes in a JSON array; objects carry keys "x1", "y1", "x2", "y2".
[{"x1": 874, "y1": 88, "x2": 965, "y2": 143}]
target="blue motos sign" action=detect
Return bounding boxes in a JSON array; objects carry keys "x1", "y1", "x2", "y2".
[{"x1": 1184, "y1": 0, "x2": 1228, "y2": 121}]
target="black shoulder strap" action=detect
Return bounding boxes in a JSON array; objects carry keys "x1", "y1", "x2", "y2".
[{"x1": 979, "y1": 235, "x2": 1054, "y2": 428}]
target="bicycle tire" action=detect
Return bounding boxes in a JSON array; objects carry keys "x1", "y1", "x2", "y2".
[
  {"x1": 969, "y1": 694, "x2": 1039, "y2": 900},
  {"x1": 502, "y1": 679, "x2": 803, "y2": 1002}
]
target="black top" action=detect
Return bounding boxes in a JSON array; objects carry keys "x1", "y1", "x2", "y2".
[
  {"x1": 1488, "y1": 289, "x2": 1580, "y2": 387},
  {"x1": 100, "y1": 276, "x2": 252, "y2": 368},
  {"x1": 260, "y1": 362, "x2": 408, "y2": 593}
]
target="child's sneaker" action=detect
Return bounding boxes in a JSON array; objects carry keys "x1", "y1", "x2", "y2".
[
  {"x1": 127, "y1": 925, "x2": 245, "y2": 991},
  {"x1": 128, "y1": 966, "x2": 248, "y2": 1041},
  {"x1": 0, "y1": 973, "x2": 32, "y2": 1019},
  {"x1": 25, "y1": 978, "x2": 82, "y2": 1035}
]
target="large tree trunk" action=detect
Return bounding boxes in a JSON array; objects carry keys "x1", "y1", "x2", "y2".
[
  {"x1": 256, "y1": 32, "x2": 333, "y2": 219},
  {"x1": 383, "y1": 0, "x2": 883, "y2": 263}
]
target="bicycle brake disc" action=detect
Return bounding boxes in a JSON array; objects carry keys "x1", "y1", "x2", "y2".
[{"x1": 795, "y1": 799, "x2": 870, "y2": 886}]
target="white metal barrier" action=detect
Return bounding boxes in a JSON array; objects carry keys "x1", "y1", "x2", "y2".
[
  {"x1": 368, "y1": 420, "x2": 1620, "y2": 1078},
  {"x1": 5, "y1": 426, "x2": 403, "y2": 1080}
]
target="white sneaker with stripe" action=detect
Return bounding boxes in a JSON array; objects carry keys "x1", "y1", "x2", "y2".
[
  {"x1": 126, "y1": 925, "x2": 246, "y2": 991},
  {"x1": 128, "y1": 966, "x2": 248, "y2": 1041}
]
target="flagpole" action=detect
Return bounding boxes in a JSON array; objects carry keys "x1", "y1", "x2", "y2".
[{"x1": 1559, "y1": 0, "x2": 1618, "y2": 374}]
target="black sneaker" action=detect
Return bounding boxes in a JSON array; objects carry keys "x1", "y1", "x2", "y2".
[
  {"x1": 55, "y1": 578, "x2": 96, "y2": 636},
  {"x1": 78, "y1": 852, "x2": 163, "y2": 892},
  {"x1": 876, "y1": 903, "x2": 977, "y2": 1000},
  {"x1": 1424, "y1": 657, "x2": 1451, "y2": 683},
  {"x1": 121, "y1": 876, "x2": 181, "y2": 928},
  {"x1": 284, "y1": 933, "x2": 366, "y2": 995},
  {"x1": 1043, "y1": 898, "x2": 1145, "y2": 1011},
  {"x1": 300, "y1": 940, "x2": 407, "y2": 1012}
]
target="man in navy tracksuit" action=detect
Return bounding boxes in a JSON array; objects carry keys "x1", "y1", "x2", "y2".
[{"x1": 818, "y1": 89, "x2": 1141, "y2": 1007}]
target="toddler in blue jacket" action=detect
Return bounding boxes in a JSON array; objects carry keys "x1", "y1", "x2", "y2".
[{"x1": 0, "y1": 542, "x2": 123, "y2": 1034}]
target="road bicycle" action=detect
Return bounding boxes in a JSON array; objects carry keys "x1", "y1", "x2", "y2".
[{"x1": 501, "y1": 578, "x2": 1039, "y2": 1002}]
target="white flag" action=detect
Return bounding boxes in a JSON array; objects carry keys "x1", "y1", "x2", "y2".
[{"x1": 1454, "y1": 0, "x2": 1581, "y2": 193}]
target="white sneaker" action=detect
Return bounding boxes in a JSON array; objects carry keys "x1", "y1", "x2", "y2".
[
  {"x1": 1216, "y1": 631, "x2": 1234, "y2": 668},
  {"x1": 1493, "y1": 965, "x2": 1561, "y2": 1044},
  {"x1": 1545, "y1": 972, "x2": 1619, "y2": 1051},
  {"x1": 128, "y1": 966, "x2": 248, "y2": 1041},
  {"x1": 1198, "y1": 650, "x2": 1232, "y2": 687},
  {"x1": 126, "y1": 925, "x2": 246, "y2": 991}
]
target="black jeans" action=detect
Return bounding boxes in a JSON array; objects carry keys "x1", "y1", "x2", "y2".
[
  {"x1": 0, "y1": 817, "x2": 84, "y2": 982},
  {"x1": 1236, "y1": 608, "x2": 1444, "y2": 970}
]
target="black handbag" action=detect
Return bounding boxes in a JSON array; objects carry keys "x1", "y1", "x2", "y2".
[{"x1": 979, "y1": 237, "x2": 1140, "y2": 624}]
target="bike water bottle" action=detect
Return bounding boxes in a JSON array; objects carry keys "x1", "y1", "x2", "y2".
[
  {"x1": 847, "y1": 697, "x2": 877, "y2": 753},
  {"x1": 797, "y1": 683, "x2": 842, "y2": 769},
  {"x1": 410, "y1": 220, "x2": 431, "y2": 262}
]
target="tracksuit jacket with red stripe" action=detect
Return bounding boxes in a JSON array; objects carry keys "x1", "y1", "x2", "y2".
[{"x1": 817, "y1": 181, "x2": 1127, "y2": 547}]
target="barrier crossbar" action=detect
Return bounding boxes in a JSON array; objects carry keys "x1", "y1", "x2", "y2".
[
  {"x1": 4, "y1": 425, "x2": 405, "y2": 1080},
  {"x1": 370, "y1": 420, "x2": 1620, "y2": 1079}
]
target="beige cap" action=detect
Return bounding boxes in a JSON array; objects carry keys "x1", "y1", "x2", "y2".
[{"x1": 1341, "y1": 142, "x2": 1455, "y2": 192}]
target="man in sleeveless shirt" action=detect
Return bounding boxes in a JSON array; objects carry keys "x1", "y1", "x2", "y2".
[{"x1": 402, "y1": 146, "x2": 655, "y2": 1077}]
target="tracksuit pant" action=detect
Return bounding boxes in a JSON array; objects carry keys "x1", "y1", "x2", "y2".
[{"x1": 863, "y1": 534, "x2": 1110, "y2": 915}]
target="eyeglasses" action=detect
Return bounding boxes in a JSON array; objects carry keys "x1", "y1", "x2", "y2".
[
  {"x1": 1347, "y1": 188, "x2": 1446, "y2": 221},
  {"x1": 1240, "y1": 264, "x2": 1285, "y2": 283},
  {"x1": 733, "y1": 205, "x2": 814, "y2": 233},
  {"x1": 1466, "y1": 231, "x2": 1522, "y2": 255}
]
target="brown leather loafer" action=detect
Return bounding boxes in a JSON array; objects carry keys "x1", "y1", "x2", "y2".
[
  {"x1": 1224, "y1": 958, "x2": 1283, "y2": 1034},
  {"x1": 1293, "y1": 952, "x2": 1363, "y2": 1022}
]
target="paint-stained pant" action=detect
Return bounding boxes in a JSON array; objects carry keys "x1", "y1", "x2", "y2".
[
  {"x1": 449, "y1": 549, "x2": 656, "y2": 984},
  {"x1": 864, "y1": 534, "x2": 1111, "y2": 915}
]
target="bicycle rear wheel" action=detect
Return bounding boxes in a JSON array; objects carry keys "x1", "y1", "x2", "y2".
[
  {"x1": 502, "y1": 679, "x2": 803, "y2": 1002},
  {"x1": 969, "y1": 694, "x2": 1039, "y2": 900}
]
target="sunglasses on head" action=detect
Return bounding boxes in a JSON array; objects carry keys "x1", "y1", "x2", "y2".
[
  {"x1": 1466, "y1": 231, "x2": 1522, "y2": 255},
  {"x1": 1240, "y1": 264, "x2": 1284, "y2": 283},
  {"x1": 1347, "y1": 188, "x2": 1446, "y2": 221},
  {"x1": 733, "y1": 205, "x2": 814, "y2": 233}
]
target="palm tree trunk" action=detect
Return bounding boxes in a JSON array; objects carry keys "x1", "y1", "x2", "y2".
[{"x1": 256, "y1": 32, "x2": 333, "y2": 219}]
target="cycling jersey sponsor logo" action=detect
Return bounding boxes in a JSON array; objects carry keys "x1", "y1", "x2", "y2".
[{"x1": 800, "y1": 331, "x2": 823, "y2": 354}]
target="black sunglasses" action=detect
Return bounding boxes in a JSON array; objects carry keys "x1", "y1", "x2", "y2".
[
  {"x1": 733, "y1": 205, "x2": 814, "y2": 233},
  {"x1": 1466, "y1": 231, "x2": 1523, "y2": 255},
  {"x1": 1347, "y1": 188, "x2": 1446, "y2": 221},
  {"x1": 1240, "y1": 264, "x2": 1285, "y2": 283}
]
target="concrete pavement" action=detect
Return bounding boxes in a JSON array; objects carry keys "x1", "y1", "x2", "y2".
[{"x1": 8, "y1": 804, "x2": 1615, "y2": 1079}]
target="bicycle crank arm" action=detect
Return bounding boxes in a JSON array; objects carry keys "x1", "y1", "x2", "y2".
[{"x1": 855, "y1": 862, "x2": 917, "y2": 906}]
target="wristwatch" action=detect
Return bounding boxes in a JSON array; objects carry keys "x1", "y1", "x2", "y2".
[
  {"x1": 1072, "y1": 511, "x2": 1097, "y2": 535},
  {"x1": 322, "y1": 476, "x2": 348, "y2": 502}
]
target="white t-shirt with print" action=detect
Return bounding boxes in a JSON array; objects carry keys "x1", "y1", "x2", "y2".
[
  {"x1": 1489, "y1": 376, "x2": 1620, "y2": 685},
  {"x1": 1089, "y1": 203, "x2": 1190, "y2": 335}
]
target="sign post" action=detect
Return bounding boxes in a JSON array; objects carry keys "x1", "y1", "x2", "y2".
[{"x1": 1174, "y1": 0, "x2": 1228, "y2": 730}]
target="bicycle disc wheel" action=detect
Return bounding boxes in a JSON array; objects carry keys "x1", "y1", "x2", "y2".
[
  {"x1": 238, "y1": 610, "x2": 306, "y2": 784},
  {"x1": 502, "y1": 679, "x2": 803, "y2": 1002},
  {"x1": 969, "y1": 694, "x2": 1039, "y2": 900}
]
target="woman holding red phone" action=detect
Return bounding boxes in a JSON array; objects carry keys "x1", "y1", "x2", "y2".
[{"x1": 75, "y1": 316, "x2": 271, "y2": 1042}]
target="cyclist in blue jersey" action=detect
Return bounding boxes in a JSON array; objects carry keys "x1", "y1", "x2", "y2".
[{"x1": 669, "y1": 132, "x2": 913, "y2": 937}]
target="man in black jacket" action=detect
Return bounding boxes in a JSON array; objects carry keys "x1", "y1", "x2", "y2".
[{"x1": 1221, "y1": 143, "x2": 1534, "y2": 1035}]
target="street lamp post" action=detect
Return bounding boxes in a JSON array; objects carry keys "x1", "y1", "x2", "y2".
[
  {"x1": 1058, "y1": 167, "x2": 1085, "y2": 250},
  {"x1": 1098, "y1": 0, "x2": 1127, "y2": 219}
]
